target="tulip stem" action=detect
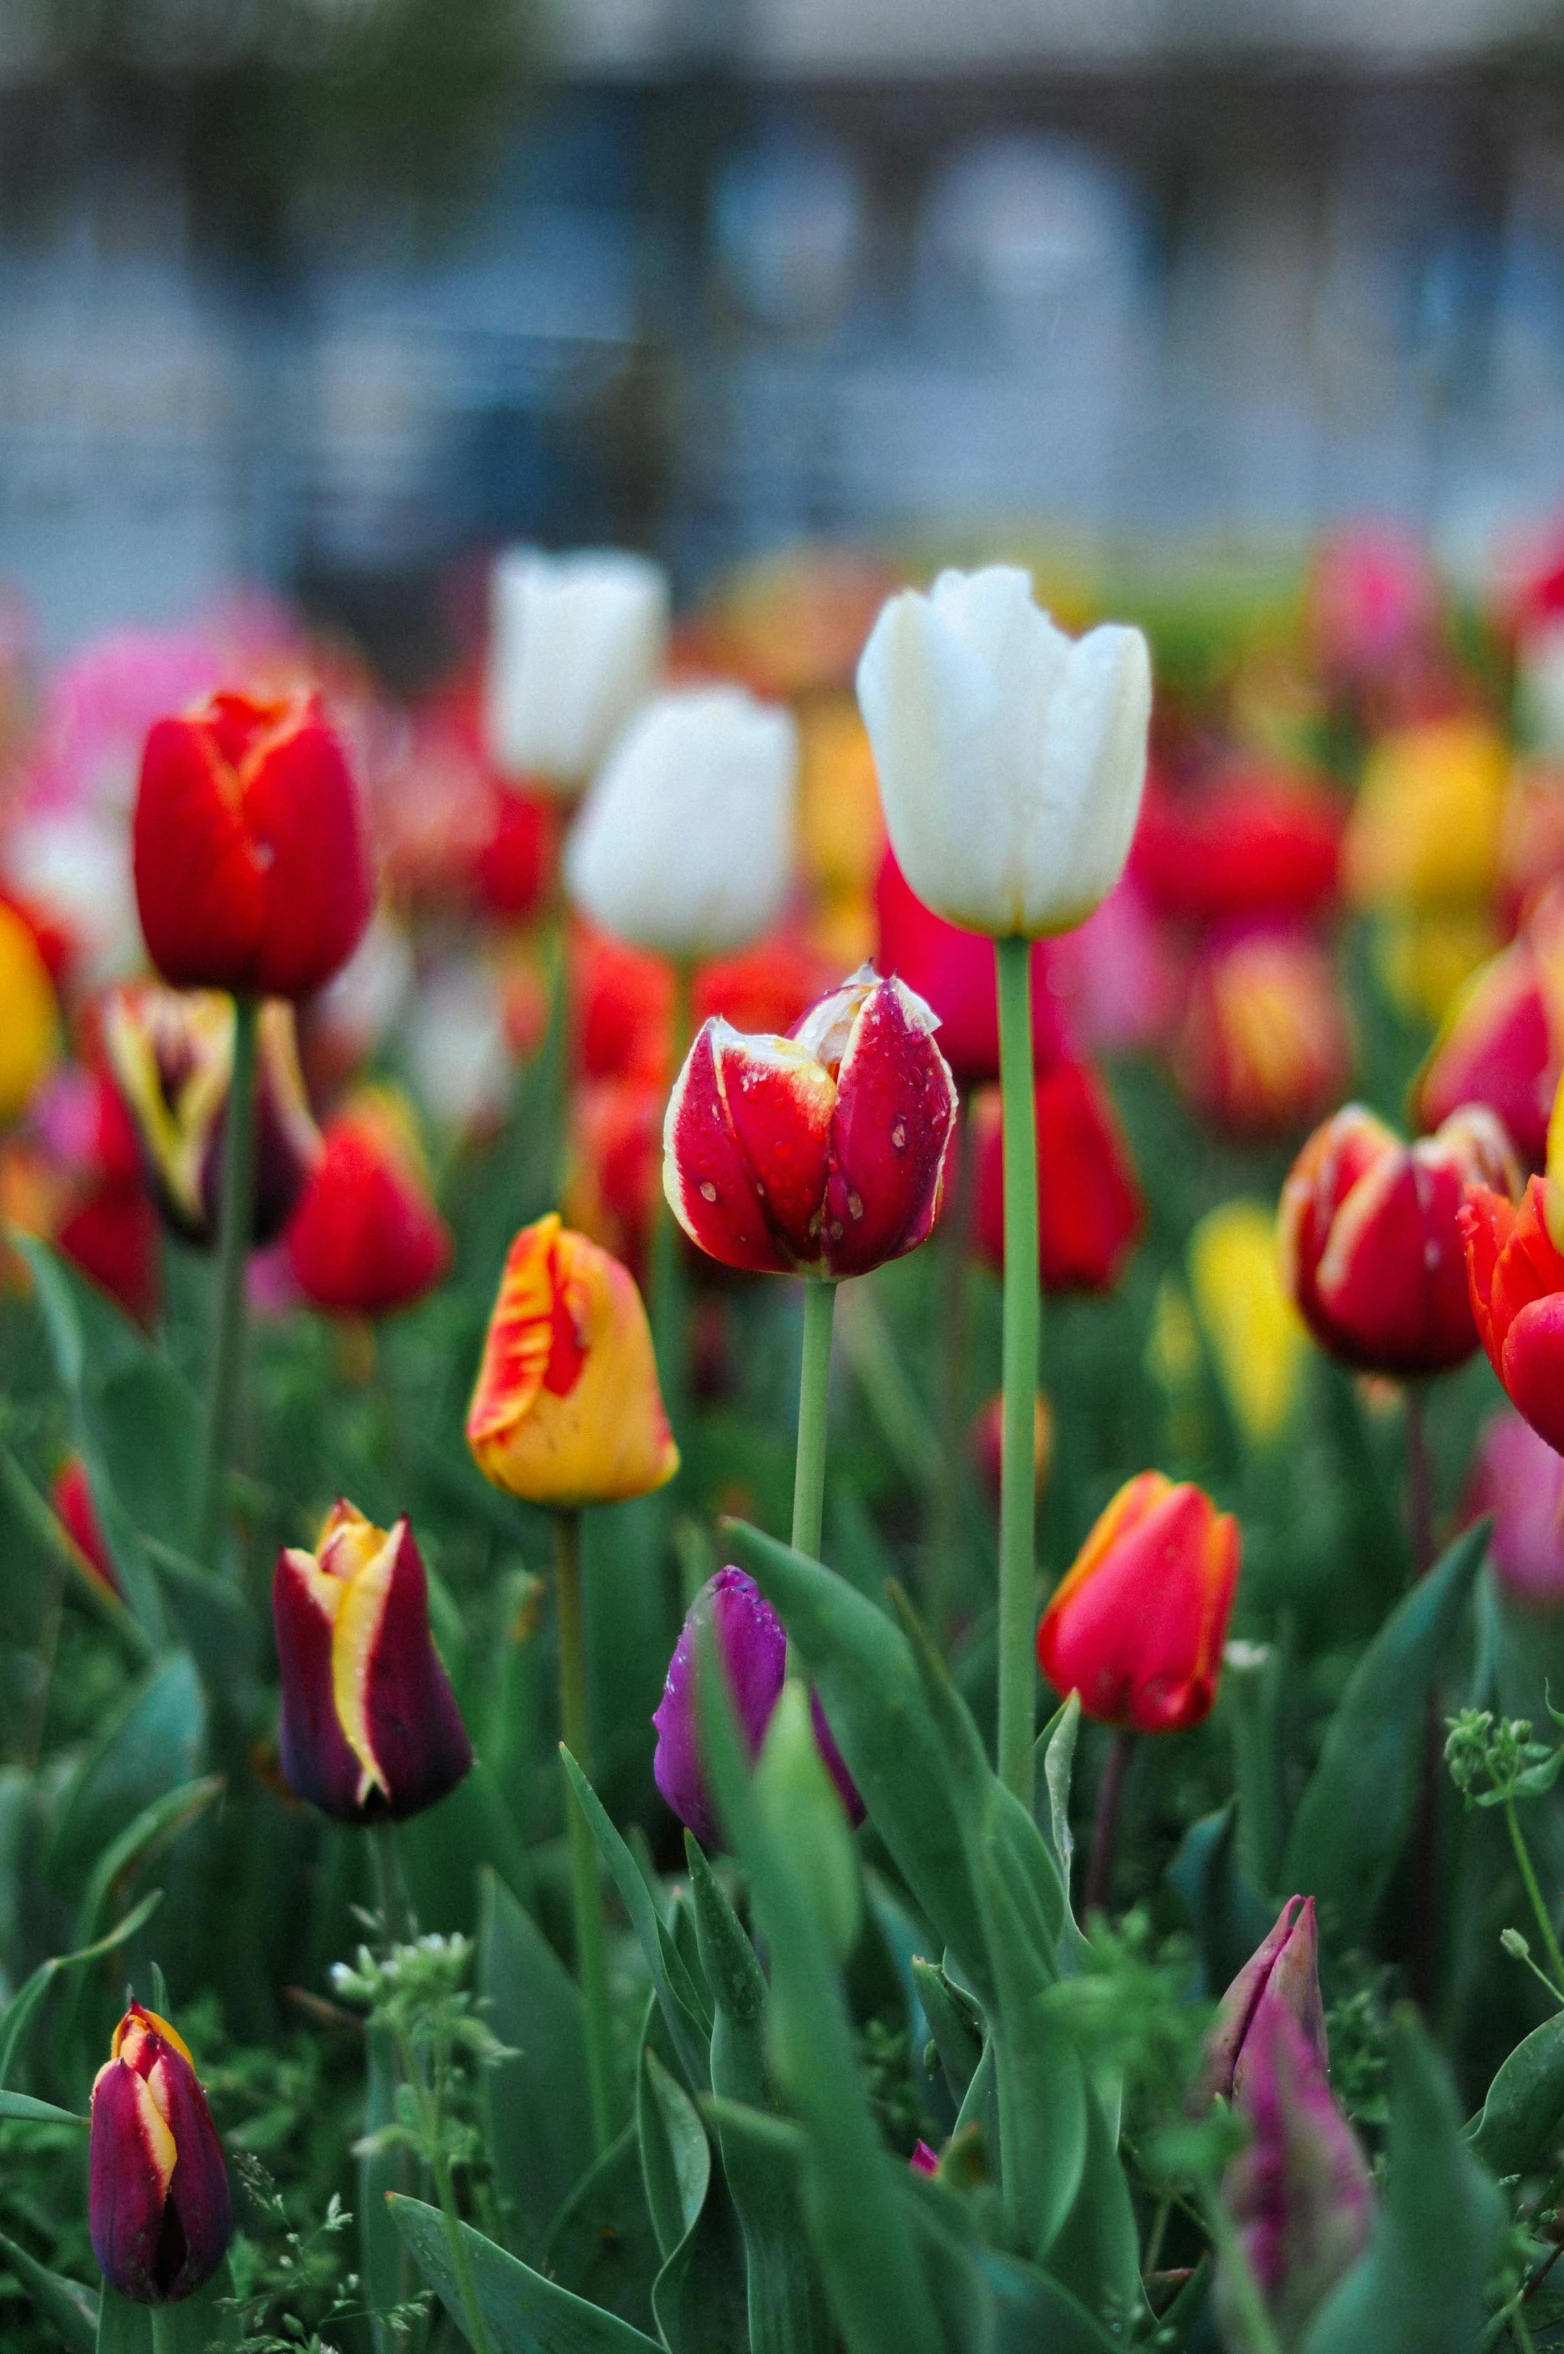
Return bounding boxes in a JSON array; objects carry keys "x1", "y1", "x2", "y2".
[
  {"x1": 197, "y1": 993, "x2": 259, "y2": 1572},
  {"x1": 1506, "y1": 1795, "x2": 1564, "y2": 1996},
  {"x1": 792, "y1": 1278, "x2": 838, "y2": 1561},
  {"x1": 150, "y1": 2309, "x2": 180, "y2": 2354},
  {"x1": 370, "y1": 1822, "x2": 409, "y2": 1946},
  {"x1": 1405, "y1": 1387, "x2": 1435, "y2": 1579},
  {"x1": 995, "y1": 934, "x2": 1040, "y2": 1806},
  {"x1": 554, "y1": 1508, "x2": 615, "y2": 2156},
  {"x1": 1084, "y1": 1730, "x2": 1136, "y2": 1918}
]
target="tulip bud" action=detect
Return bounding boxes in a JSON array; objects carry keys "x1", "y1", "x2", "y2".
[
  {"x1": 1174, "y1": 924, "x2": 1351, "y2": 1142},
  {"x1": 874, "y1": 849, "x2": 1072, "y2": 1086},
  {"x1": 1344, "y1": 718, "x2": 1509, "y2": 916},
  {"x1": 1130, "y1": 767, "x2": 1343, "y2": 927},
  {"x1": 756, "y1": 1678, "x2": 862, "y2": 1961},
  {"x1": 52, "y1": 1454, "x2": 122, "y2": 1602},
  {"x1": 664, "y1": 964, "x2": 957, "y2": 1280},
  {"x1": 1187, "y1": 1200, "x2": 1307, "y2": 1448},
  {"x1": 1414, "y1": 885, "x2": 1564, "y2": 1167},
  {"x1": 1466, "y1": 1411, "x2": 1564, "y2": 1612},
  {"x1": 133, "y1": 689, "x2": 373, "y2": 1000},
  {"x1": 970, "y1": 1062, "x2": 1143, "y2": 1295},
  {"x1": 857, "y1": 566, "x2": 1151, "y2": 940},
  {"x1": 483, "y1": 547, "x2": 669, "y2": 787},
  {"x1": 103, "y1": 983, "x2": 321, "y2": 1250},
  {"x1": 1214, "y1": 2001, "x2": 1374, "y2": 2353},
  {"x1": 1037, "y1": 1472, "x2": 1240, "y2": 1735},
  {"x1": 286, "y1": 1091, "x2": 451, "y2": 1318},
  {"x1": 467, "y1": 1212, "x2": 679, "y2": 1507},
  {"x1": 89, "y1": 2002, "x2": 232, "y2": 2304},
  {"x1": 652, "y1": 1567, "x2": 863, "y2": 1851},
  {"x1": 272, "y1": 1501, "x2": 472, "y2": 1823},
  {"x1": 0, "y1": 899, "x2": 59, "y2": 1122},
  {"x1": 909, "y1": 2139, "x2": 940, "y2": 2176},
  {"x1": 1204, "y1": 1896, "x2": 1328, "y2": 2106},
  {"x1": 565, "y1": 686, "x2": 798, "y2": 959}
]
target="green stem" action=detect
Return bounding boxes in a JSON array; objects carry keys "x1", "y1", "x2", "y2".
[
  {"x1": 1506, "y1": 1795, "x2": 1564, "y2": 1995},
  {"x1": 150, "y1": 2307, "x2": 180, "y2": 2354},
  {"x1": 792, "y1": 1278, "x2": 838, "y2": 1560},
  {"x1": 649, "y1": 959, "x2": 695, "y2": 1448},
  {"x1": 995, "y1": 935, "x2": 1040, "y2": 1807},
  {"x1": 391, "y1": 2016, "x2": 495, "y2": 2354},
  {"x1": 197, "y1": 994, "x2": 259, "y2": 1571},
  {"x1": 431, "y1": 2137, "x2": 494, "y2": 2354},
  {"x1": 555, "y1": 1509, "x2": 615, "y2": 2155},
  {"x1": 370, "y1": 1821, "x2": 409, "y2": 1948}
]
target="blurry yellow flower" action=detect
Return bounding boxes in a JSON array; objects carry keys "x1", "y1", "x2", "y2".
[
  {"x1": 1345, "y1": 718, "x2": 1509, "y2": 914},
  {"x1": 797, "y1": 696, "x2": 885, "y2": 901},
  {"x1": 1373, "y1": 910, "x2": 1501, "y2": 1027},
  {"x1": 1187, "y1": 1199, "x2": 1307, "y2": 1447},
  {"x1": 0, "y1": 903, "x2": 59, "y2": 1122}
]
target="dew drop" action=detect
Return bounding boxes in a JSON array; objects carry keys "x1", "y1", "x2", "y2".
[{"x1": 700, "y1": 1181, "x2": 718, "y2": 1202}]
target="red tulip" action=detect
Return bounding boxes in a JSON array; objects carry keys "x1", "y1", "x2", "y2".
[
  {"x1": 473, "y1": 784, "x2": 555, "y2": 921},
  {"x1": 1175, "y1": 924, "x2": 1352, "y2": 1142},
  {"x1": 286, "y1": 1092, "x2": 451, "y2": 1316},
  {"x1": 1414, "y1": 887, "x2": 1564, "y2": 1168},
  {"x1": 1037, "y1": 1471, "x2": 1240, "y2": 1734},
  {"x1": 1461, "y1": 1173, "x2": 1564, "y2": 1454},
  {"x1": 971, "y1": 1063, "x2": 1143, "y2": 1294},
  {"x1": 133, "y1": 689, "x2": 372, "y2": 999},
  {"x1": 1280, "y1": 1102, "x2": 1520, "y2": 1377},
  {"x1": 565, "y1": 1075, "x2": 663, "y2": 1283},
  {"x1": 874, "y1": 848, "x2": 1073, "y2": 1086},
  {"x1": 52, "y1": 1454, "x2": 122, "y2": 1601},
  {"x1": 664, "y1": 964, "x2": 957, "y2": 1279},
  {"x1": 693, "y1": 934, "x2": 834, "y2": 1042},
  {"x1": 1130, "y1": 769, "x2": 1343, "y2": 925},
  {"x1": 90, "y1": 2003, "x2": 232, "y2": 2304},
  {"x1": 573, "y1": 925, "x2": 673, "y2": 1088}
]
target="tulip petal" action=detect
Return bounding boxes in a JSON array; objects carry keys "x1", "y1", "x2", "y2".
[
  {"x1": 1502, "y1": 1293, "x2": 1564, "y2": 1456},
  {"x1": 273, "y1": 1547, "x2": 365, "y2": 1820},
  {"x1": 825, "y1": 978, "x2": 955, "y2": 1277},
  {"x1": 240, "y1": 707, "x2": 375, "y2": 999},
  {"x1": 148, "y1": 2049, "x2": 233, "y2": 2299},
  {"x1": 133, "y1": 715, "x2": 266, "y2": 990},
  {"x1": 663, "y1": 1019, "x2": 818, "y2": 1273},
  {"x1": 1314, "y1": 1146, "x2": 1475, "y2": 1376},
  {"x1": 352, "y1": 1521, "x2": 473, "y2": 1822}
]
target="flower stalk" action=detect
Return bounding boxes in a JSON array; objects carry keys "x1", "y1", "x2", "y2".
[
  {"x1": 198, "y1": 993, "x2": 258, "y2": 1571},
  {"x1": 555, "y1": 1508, "x2": 615, "y2": 2155},
  {"x1": 792, "y1": 1278, "x2": 838, "y2": 1561},
  {"x1": 995, "y1": 934, "x2": 1041, "y2": 1805}
]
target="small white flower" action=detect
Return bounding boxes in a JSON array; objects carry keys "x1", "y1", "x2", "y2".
[
  {"x1": 856, "y1": 565, "x2": 1152, "y2": 939},
  {"x1": 483, "y1": 547, "x2": 669, "y2": 788},
  {"x1": 565, "y1": 685, "x2": 798, "y2": 958}
]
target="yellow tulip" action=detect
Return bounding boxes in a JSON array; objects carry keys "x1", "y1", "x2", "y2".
[
  {"x1": 1345, "y1": 718, "x2": 1509, "y2": 914},
  {"x1": 0, "y1": 902, "x2": 59, "y2": 1122},
  {"x1": 1187, "y1": 1200, "x2": 1307, "y2": 1447}
]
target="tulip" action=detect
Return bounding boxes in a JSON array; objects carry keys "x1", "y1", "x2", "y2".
[
  {"x1": 693, "y1": 933, "x2": 834, "y2": 1044},
  {"x1": 0, "y1": 899, "x2": 60, "y2": 1122},
  {"x1": 664, "y1": 964, "x2": 957, "y2": 1280},
  {"x1": 874, "y1": 848, "x2": 1072, "y2": 1085},
  {"x1": 970, "y1": 1389, "x2": 1052, "y2": 1513},
  {"x1": 472, "y1": 783, "x2": 556, "y2": 921},
  {"x1": 651, "y1": 1567, "x2": 862, "y2": 1849},
  {"x1": 1466, "y1": 1411, "x2": 1564, "y2": 1612},
  {"x1": 484, "y1": 546, "x2": 669, "y2": 787},
  {"x1": 857, "y1": 567, "x2": 1151, "y2": 939},
  {"x1": 1308, "y1": 524, "x2": 1440, "y2": 683},
  {"x1": 563, "y1": 1076, "x2": 663, "y2": 1284},
  {"x1": 467, "y1": 1212, "x2": 679, "y2": 1507},
  {"x1": 1374, "y1": 908, "x2": 1500, "y2": 1030},
  {"x1": 1282, "y1": 1102, "x2": 1520, "y2": 1379},
  {"x1": 1214, "y1": 2001, "x2": 1375, "y2": 2354},
  {"x1": 89, "y1": 2001, "x2": 232, "y2": 2304},
  {"x1": 28, "y1": 1066, "x2": 161, "y2": 1327},
  {"x1": 1130, "y1": 769, "x2": 1343, "y2": 926},
  {"x1": 55, "y1": 1184, "x2": 161, "y2": 1329},
  {"x1": 1036, "y1": 1471, "x2": 1241, "y2": 1734},
  {"x1": 1187, "y1": 1200, "x2": 1307, "y2": 1447},
  {"x1": 565, "y1": 685, "x2": 798, "y2": 958},
  {"x1": 970, "y1": 1063, "x2": 1143, "y2": 1295},
  {"x1": 574, "y1": 926, "x2": 674, "y2": 1088},
  {"x1": 272, "y1": 1500, "x2": 472, "y2": 1823},
  {"x1": 52, "y1": 1454, "x2": 122, "y2": 1602},
  {"x1": 286, "y1": 1092, "x2": 451, "y2": 1318},
  {"x1": 1414, "y1": 887, "x2": 1564, "y2": 1167},
  {"x1": 1204, "y1": 1895, "x2": 1328, "y2": 2105},
  {"x1": 1344, "y1": 717, "x2": 1509, "y2": 916},
  {"x1": 133, "y1": 689, "x2": 373, "y2": 1000},
  {"x1": 1174, "y1": 925, "x2": 1351, "y2": 1142},
  {"x1": 103, "y1": 984, "x2": 321, "y2": 1250},
  {"x1": 1461, "y1": 1167, "x2": 1564, "y2": 1456}
]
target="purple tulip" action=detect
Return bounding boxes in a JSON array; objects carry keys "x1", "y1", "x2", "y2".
[
  {"x1": 90, "y1": 2003, "x2": 232, "y2": 2304},
  {"x1": 1466, "y1": 1410, "x2": 1564, "y2": 1611},
  {"x1": 1215, "y1": 2000, "x2": 1374, "y2": 2350},
  {"x1": 1205, "y1": 1895, "x2": 1328, "y2": 2105},
  {"x1": 652, "y1": 1567, "x2": 863, "y2": 1848}
]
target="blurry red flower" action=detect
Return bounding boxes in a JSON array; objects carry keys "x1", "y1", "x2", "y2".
[
  {"x1": 286, "y1": 1092, "x2": 451, "y2": 1316},
  {"x1": 1280, "y1": 1102, "x2": 1520, "y2": 1377},
  {"x1": 133, "y1": 688, "x2": 372, "y2": 999},
  {"x1": 971, "y1": 1064, "x2": 1143, "y2": 1295},
  {"x1": 55, "y1": 1185, "x2": 160, "y2": 1328},
  {"x1": 874, "y1": 848, "x2": 1071, "y2": 1086},
  {"x1": 694, "y1": 934, "x2": 833, "y2": 1041},
  {"x1": 1130, "y1": 768, "x2": 1342, "y2": 926},
  {"x1": 565, "y1": 1077, "x2": 663, "y2": 1283},
  {"x1": 52, "y1": 1454, "x2": 121, "y2": 1601},
  {"x1": 1414, "y1": 888, "x2": 1564, "y2": 1168},
  {"x1": 1461, "y1": 1173, "x2": 1564, "y2": 1454},
  {"x1": 1037, "y1": 1470, "x2": 1240, "y2": 1735},
  {"x1": 473, "y1": 785, "x2": 555, "y2": 921},
  {"x1": 970, "y1": 1388, "x2": 1052, "y2": 1513},
  {"x1": 1175, "y1": 924, "x2": 1351, "y2": 1141},
  {"x1": 574, "y1": 926, "x2": 673, "y2": 1088}
]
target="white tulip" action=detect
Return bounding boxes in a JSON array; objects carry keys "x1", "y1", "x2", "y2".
[
  {"x1": 565, "y1": 686, "x2": 798, "y2": 958},
  {"x1": 484, "y1": 546, "x2": 670, "y2": 788},
  {"x1": 856, "y1": 565, "x2": 1152, "y2": 938}
]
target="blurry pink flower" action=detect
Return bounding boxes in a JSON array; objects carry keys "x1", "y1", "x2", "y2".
[
  {"x1": 1467, "y1": 1411, "x2": 1564, "y2": 1612},
  {"x1": 1042, "y1": 875, "x2": 1173, "y2": 1055},
  {"x1": 1308, "y1": 526, "x2": 1440, "y2": 681}
]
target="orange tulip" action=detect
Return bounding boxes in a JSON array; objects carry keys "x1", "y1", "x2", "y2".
[{"x1": 467, "y1": 1213, "x2": 678, "y2": 1507}]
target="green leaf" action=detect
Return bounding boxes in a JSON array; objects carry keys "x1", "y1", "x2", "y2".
[
  {"x1": 47, "y1": 1653, "x2": 207, "y2": 1890},
  {"x1": 361, "y1": 2024, "x2": 410, "y2": 2354},
  {"x1": 754, "y1": 1679, "x2": 861, "y2": 1962},
  {"x1": 76, "y1": 1774, "x2": 224, "y2": 1948},
  {"x1": 140, "y1": 1541, "x2": 254, "y2": 1695},
  {"x1": 649, "y1": 2130, "x2": 748, "y2": 2354},
  {"x1": 0, "y1": 2088, "x2": 87, "y2": 2124},
  {"x1": 543, "y1": 2125, "x2": 662, "y2": 2336},
  {"x1": 392, "y1": 2192, "x2": 661, "y2": 2353},
  {"x1": 1303, "y1": 2009, "x2": 1503, "y2": 2354},
  {"x1": 559, "y1": 1748, "x2": 711, "y2": 2087},
  {"x1": 478, "y1": 1871, "x2": 595, "y2": 2261},
  {"x1": 637, "y1": 2046, "x2": 710, "y2": 2262},
  {"x1": 0, "y1": 1890, "x2": 163, "y2": 2085},
  {"x1": 0, "y1": 2228, "x2": 98, "y2": 2351},
  {"x1": 1467, "y1": 2009, "x2": 1564, "y2": 2178},
  {"x1": 910, "y1": 1958, "x2": 981, "y2": 2110},
  {"x1": 1283, "y1": 1523, "x2": 1487, "y2": 1948},
  {"x1": 699, "y1": 2097, "x2": 830, "y2": 2354},
  {"x1": 981, "y1": 2247, "x2": 1120, "y2": 2353},
  {"x1": 1168, "y1": 1803, "x2": 1275, "y2": 1999}
]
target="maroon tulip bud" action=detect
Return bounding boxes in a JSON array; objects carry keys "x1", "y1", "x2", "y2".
[
  {"x1": 652, "y1": 1567, "x2": 862, "y2": 1850},
  {"x1": 89, "y1": 2002, "x2": 232, "y2": 2305},
  {"x1": 1215, "y1": 2001, "x2": 1375, "y2": 2351},
  {"x1": 1204, "y1": 1895, "x2": 1328, "y2": 2106},
  {"x1": 272, "y1": 1501, "x2": 472, "y2": 1824}
]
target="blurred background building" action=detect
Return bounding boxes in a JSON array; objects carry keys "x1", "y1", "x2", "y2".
[{"x1": 2, "y1": 0, "x2": 1564, "y2": 664}]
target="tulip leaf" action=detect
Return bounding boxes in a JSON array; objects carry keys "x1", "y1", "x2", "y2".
[
  {"x1": 75, "y1": 1772, "x2": 224, "y2": 1949},
  {"x1": 392, "y1": 2192, "x2": 661, "y2": 2353},
  {"x1": 910, "y1": 1957, "x2": 982, "y2": 2110},
  {"x1": 361, "y1": 2023, "x2": 411, "y2": 2354},
  {"x1": 559, "y1": 1746, "x2": 711, "y2": 2088},
  {"x1": 0, "y1": 2227, "x2": 98, "y2": 2352},
  {"x1": 699, "y1": 2096, "x2": 832, "y2": 2354},
  {"x1": 695, "y1": 1616, "x2": 942, "y2": 2354},
  {"x1": 0, "y1": 2088, "x2": 87, "y2": 2124},
  {"x1": 140, "y1": 1539, "x2": 255, "y2": 1695},
  {"x1": 0, "y1": 1447, "x2": 150, "y2": 1661},
  {"x1": 638, "y1": 2044, "x2": 710, "y2": 2261},
  {"x1": 1168, "y1": 1802, "x2": 1275, "y2": 1999},
  {"x1": 478, "y1": 1871, "x2": 596, "y2": 2261},
  {"x1": 980, "y1": 2248, "x2": 1122, "y2": 2354},
  {"x1": 1467, "y1": 2008, "x2": 1564, "y2": 2178},
  {"x1": 0, "y1": 1889, "x2": 162, "y2": 2086},
  {"x1": 647, "y1": 2104, "x2": 748, "y2": 2354},
  {"x1": 47, "y1": 1651, "x2": 207, "y2": 1891},
  {"x1": 543, "y1": 2124, "x2": 662, "y2": 2334},
  {"x1": 1303, "y1": 2009, "x2": 1504, "y2": 2354},
  {"x1": 723, "y1": 1519, "x2": 989, "y2": 1999},
  {"x1": 1282, "y1": 1522, "x2": 1487, "y2": 1949}
]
